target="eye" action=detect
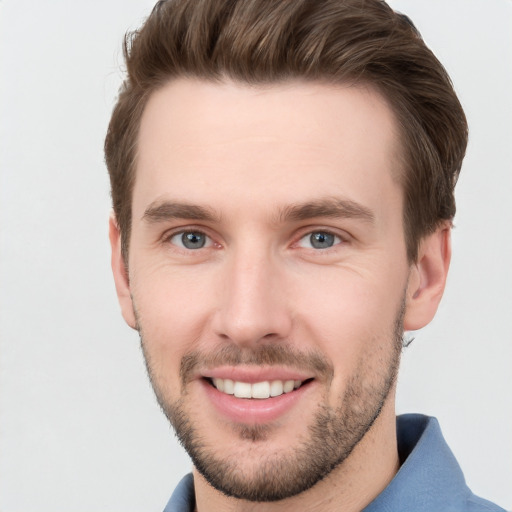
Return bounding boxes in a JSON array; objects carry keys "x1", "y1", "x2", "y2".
[
  {"x1": 298, "y1": 231, "x2": 342, "y2": 250},
  {"x1": 169, "y1": 231, "x2": 212, "y2": 250}
]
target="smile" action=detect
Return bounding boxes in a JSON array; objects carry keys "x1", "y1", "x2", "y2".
[
  {"x1": 211, "y1": 378, "x2": 303, "y2": 399},
  {"x1": 202, "y1": 373, "x2": 315, "y2": 423}
]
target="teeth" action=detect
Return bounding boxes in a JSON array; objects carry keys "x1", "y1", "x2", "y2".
[
  {"x1": 211, "y1": 378, "x2": 303, "y2": 399},
  {"x1": 252, "y1": 381, "x2": 270, "y2": 399},
  {"x1": 283, "y1": 380, "x2": 294, "y2": 393},
  {"x1": 223, "y1": 379, "x2": 234, "y2": 395},
  {"x1": 213, "y1": 378, "x2": 224, "y2": 392},
  {"x1": 234, "y1": 381, "x2": 252, "y2": 398},
  {"x1": 269, "y1": 380, "x2": 283, "y2": 397}
]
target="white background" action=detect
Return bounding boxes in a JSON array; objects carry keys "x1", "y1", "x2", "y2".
[{"x1": 0, "y1": 1, "x2": 510, "y2": 510}]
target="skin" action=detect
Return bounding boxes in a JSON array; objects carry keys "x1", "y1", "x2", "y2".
[{"x1": 110, "y1": 79, "x2": 451, "y2": 512}]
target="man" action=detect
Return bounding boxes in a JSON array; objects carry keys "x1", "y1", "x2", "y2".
[{"x1": 105, "y1": 0, "x2": 506, "y2": 510}]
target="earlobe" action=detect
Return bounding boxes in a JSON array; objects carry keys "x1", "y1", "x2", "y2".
[
  {"x1": 403, "y1": 223, "x2": 452, "y2": 331},
  {"x1": 109, "y1": 214, "x2": 137, "y2": 329}
]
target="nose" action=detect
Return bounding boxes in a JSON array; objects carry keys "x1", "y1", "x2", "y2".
[{"x1": 212, "y1": 248, "x2": 292, "y2": 346}]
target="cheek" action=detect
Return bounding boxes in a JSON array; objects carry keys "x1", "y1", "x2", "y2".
[
  {"x1": 131, "y1": 266, "x2": 219, "y2": 382},
  {"x1": 291, "y1": 266, "x2": 405, "y2": 380},
  {"x1": 296, "y1": 266, "x2": 402, "y2": 333}
]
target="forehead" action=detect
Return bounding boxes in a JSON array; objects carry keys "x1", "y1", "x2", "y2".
[{"x1": 134, "y1": 78, "x2": 402, "y2": 222}]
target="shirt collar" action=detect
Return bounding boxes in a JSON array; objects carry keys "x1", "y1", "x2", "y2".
[
  {"x1": 164, "y1": 415, "x2": 472, "y2": 512},
  {"x1": 362, "y1": 414, "x2": 469, "y2": 511}
]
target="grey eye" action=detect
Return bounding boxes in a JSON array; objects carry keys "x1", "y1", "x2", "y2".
[
  {"x1": 170, "y1": 231, "x2": 210, "y2": 249},
  {"x1": 310, "y1": 232, "x2": 335, "y2": 249},
  {"x1": 298, "y1": 231, "x2": 340, "y2": 249}
]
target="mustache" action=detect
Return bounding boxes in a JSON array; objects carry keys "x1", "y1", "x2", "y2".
[{"x1": 180, "y1": 344, "x2": 334, "y2": 386}]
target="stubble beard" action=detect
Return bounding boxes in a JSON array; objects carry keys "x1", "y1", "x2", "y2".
[{"x1": 138, "y1": 301, "x2": 404, "y2": 502}]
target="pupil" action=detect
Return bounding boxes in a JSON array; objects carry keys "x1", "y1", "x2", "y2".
[
  {"x1": 311, "y1": 232, "x2": 334, "y2": 249},
  {"x1": 182, "y1": 232, "x2": 205, "y2": 249}
]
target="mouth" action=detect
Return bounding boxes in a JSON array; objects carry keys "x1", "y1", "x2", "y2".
[
  {"x1": 205, "y1": 377, "x2": 313, "y2": 399},
  {"x1": 199, "y1": 368, "x2": 316, "y2": 424}
]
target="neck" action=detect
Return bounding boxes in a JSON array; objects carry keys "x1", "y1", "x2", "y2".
[{"x1": 194, "y1": 400, "x2": 399, "y2": 512}]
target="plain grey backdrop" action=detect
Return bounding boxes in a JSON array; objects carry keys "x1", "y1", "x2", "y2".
[{"x1": 1, "y1": 0, "x2": 511, "y2": 510}]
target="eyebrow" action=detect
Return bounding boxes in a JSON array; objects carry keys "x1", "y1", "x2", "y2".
[
  {"x1": 277, "y1": 197, "x2": 375, "y2": 224},
  {"x1": 142, "y1": 201, "x2": 220, "y2": 223},
  {"x1": 142, "y1": 197, "x2": 375, "y2": 226}
]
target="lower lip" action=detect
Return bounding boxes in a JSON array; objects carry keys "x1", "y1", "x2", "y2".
[{"x1": 201, "y1": 379, "x2": 313, "y2": 424}]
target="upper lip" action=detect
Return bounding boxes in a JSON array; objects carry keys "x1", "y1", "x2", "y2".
[{"x1": 200, "y1": 366, "x2": 314, "y2": 383}]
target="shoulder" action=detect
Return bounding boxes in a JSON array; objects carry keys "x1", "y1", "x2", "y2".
[{"x1": 363, "y1": 415, "x2": 507, "y2": 512}]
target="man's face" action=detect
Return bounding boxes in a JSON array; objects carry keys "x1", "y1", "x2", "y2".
[{"x1": 119, "y1": 79, "x2": 414, "y2": 501}]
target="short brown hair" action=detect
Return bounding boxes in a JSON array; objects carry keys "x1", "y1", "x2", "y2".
[{"x1": 105, "y1": 0, "x2": 468, "y2": 262}]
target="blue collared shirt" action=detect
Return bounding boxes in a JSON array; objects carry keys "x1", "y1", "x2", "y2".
[{"x1": 163, "y1": 414, "x2": 505, "y2": 512}]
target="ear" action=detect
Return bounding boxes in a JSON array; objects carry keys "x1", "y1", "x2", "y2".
[
  {"x1": 109, "y1": 213, "x2": 137, "y2": 329},
  {"x1": 404, "y1": 223, "x2": 452, "y2": 331}
]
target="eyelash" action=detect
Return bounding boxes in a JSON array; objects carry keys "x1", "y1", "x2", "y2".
[
  {"x1": 162, "y1": 228, "x2": 216, "y2": 251},
  {"x1": 162, "y1": 227, "x2": 348, "y2": 253},
  {"x1": 293, "y1": 228, "x2": 347, "y2": 253}
]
